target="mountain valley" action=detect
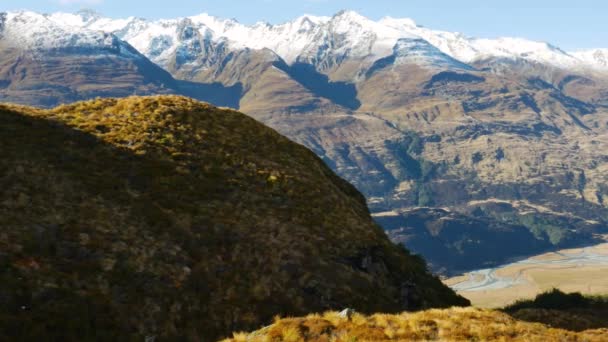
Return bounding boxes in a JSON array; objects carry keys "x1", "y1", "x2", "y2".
[
  {"x1": 446, "y1": 239, "x2": 608, "y2": 308},
  {"x1": 2, "y1": 8, "x2": 608, "y2": 275}
]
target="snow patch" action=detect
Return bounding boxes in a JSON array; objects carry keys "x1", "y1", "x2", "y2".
[
  {"x1": 571, "y1": 49, "x2": 608, "y2": 70},
  {"x1": 392, "y1": 38, "x2": 473, "y2": 70}
]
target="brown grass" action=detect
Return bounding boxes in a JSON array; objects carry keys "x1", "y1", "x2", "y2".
[
  {"x1": 224, "y1": 307, "x2": 608, "y2": 341},
  {"x1": 0, "y1": 95, "x2": 466, "y2": 341}
]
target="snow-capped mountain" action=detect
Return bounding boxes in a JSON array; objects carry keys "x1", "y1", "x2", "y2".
[
  {"x1": 37, "y1": 9, "x2": 606, "y2": 74},
  {"x1": 3, "y1": 9, "x2": 607, "y2": 111},
  {"x1": 391, "y1": 38, "x2": 474, "y2": 70},
  {"x1": 364, "y1": 37, "x2": 474, "y2": 80},
  {"x1": 380, "y1": 19, "x2": 583, "y2": 69},
  {"x1": 1, "y1": 11, "x2": 141, "y2": 58},
  {"x1": 572, "y1": 49, "x2": 608, "y2": 70},
  {"x1": 0, "y1": 10, "x2": 185, "y2": 107}
]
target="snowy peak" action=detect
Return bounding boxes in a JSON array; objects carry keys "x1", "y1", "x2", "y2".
[
  {"x1": 392, "y1": 38, "x2": 473, "y2": 70},
  {"x1": 379, "y1": 16, "x2": 418, "y2": 29},
  {"x1": 3, "y1": 11, "x2": 141, "y2": 59},
  {"x1": 46, "y1": 10, "x2": 99, "y2": 28},
  {"x1": 366, "y1": 38, "x2": 473, "y2": 78},
  {"x1": 75, "y1": 9, "x2": 102, "y2": 22},
  {"x1": 331, "y1": 9, "x2": 371, "y2": 26},
  {"x1": 15, "y1": 9, "x2": 608, "y2": 73},
  {"x1": 188, "y1": 13, "x2": 240, "y2": 37},
  {"x1": 468, "y1": 37, "x2": 579, "y2": 67},
  {"x1": 293, "y1": 16, "x2": 318, "y2": 32},
  {"x1": 572, "y1": 49, "x2": 608, "y2": 70}
]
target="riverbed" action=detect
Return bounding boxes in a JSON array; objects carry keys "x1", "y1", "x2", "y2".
[{"x1": 444, "y1": 242, "x2": 608, "y2": 307}]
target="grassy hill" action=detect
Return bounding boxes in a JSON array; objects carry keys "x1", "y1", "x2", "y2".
[
  {"x1": 224, "y1": 309, "x2": 608, "y2": 341},
  {"x1": 0, "y1": 96, "x2": 466, "y2": 341},
  {"x1": 226, "y1": 290, "x2": 608, "y2": 341}
]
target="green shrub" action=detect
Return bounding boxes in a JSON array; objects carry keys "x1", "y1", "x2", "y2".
[{"x1": 505, "y1": 289, "x2": 606, "y2": 311}]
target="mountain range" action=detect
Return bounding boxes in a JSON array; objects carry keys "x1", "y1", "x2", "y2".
[
  {"x1": 38, "y1": 10, "x2": 608, "y2": 73},
  {"x1": 2, "y1": 9, "x2": 608, "y2": 274}
]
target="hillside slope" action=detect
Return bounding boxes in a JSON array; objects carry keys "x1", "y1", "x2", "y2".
[
  {"x1": 0, "y1": 96, "x2": 467, "y2": 341},
  {"x1": 224, "y1": 307, "x2": 608, "y2": 341}
]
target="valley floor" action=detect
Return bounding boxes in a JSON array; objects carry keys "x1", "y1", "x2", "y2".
[{"x1": 445, "y1": 239, "x2": 608, "y2": 308}]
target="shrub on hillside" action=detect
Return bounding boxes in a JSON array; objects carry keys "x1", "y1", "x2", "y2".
[{"x1": 506, "y1": 289, "x2": 602, "y2": 311}]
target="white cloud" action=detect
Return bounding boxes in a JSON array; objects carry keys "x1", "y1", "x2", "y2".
[{"x1": 56, "y1": 0, "x2": 104, "y2": 5}]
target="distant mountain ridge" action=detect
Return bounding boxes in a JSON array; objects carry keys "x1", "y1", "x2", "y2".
[
  {"x1": 0, "y1": 11, "x2": 246, "y2": 107},
  {"x1": 32, "y1": 9, "x2": 608, "y2": 73}
]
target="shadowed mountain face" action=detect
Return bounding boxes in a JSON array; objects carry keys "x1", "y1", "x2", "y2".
[
  {"x1": 277, "y1": 62, "x2": 361, "y2": 110},
  {"x1": 176, "y1": 80, "x2": 243, "y2": 108},
  {"x1": 0, "y1": 45, "x2": 175, "y2": 107},
  {"x1": 376, "y1": 208, "x2": 555, "y2": 274},
  {"x1": 3, "y1": 10, "x2": 608, "y2": 274},
  {"x1": 0, "y1": 38, "x2": 245, "y2": 109},
  {"x1": 0, "y1": 96, "x2": 467, "y2": 341},
  {"x1": 377, "y1": 207, "x2": 606, "y2": 275}
]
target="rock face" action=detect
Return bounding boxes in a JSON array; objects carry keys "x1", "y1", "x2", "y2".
[{"x1": 0, "y1": 96, "x2": 467, "y2": 341}]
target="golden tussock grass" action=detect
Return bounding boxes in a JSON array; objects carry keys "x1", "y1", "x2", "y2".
[{"x1": 224, "y1": 307, "x2": 608, "y2": 341}]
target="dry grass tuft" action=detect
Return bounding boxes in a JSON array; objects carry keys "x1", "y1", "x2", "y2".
[{"x1": 222, "y1": 307, "x2": 608, "y2": 341}]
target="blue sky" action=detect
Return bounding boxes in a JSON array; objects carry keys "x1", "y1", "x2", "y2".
[{"x1": 3, "y1": 0, "x2": 606, "y2": 50}]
